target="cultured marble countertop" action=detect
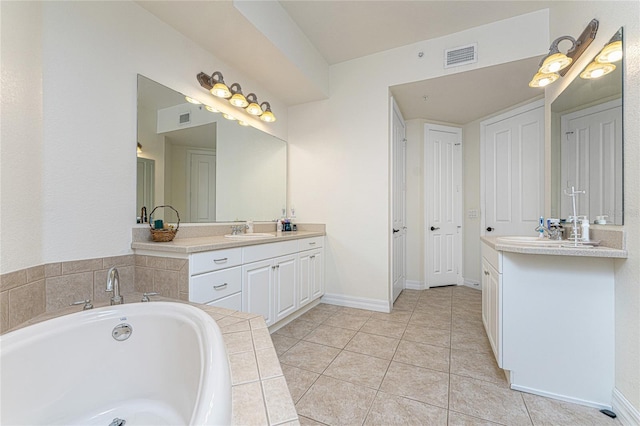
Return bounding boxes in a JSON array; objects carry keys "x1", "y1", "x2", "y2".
[
  {"x1": 5, "y1": 293, "x2": 299, "y2": 426},
  {"x1": 481, "y1": 236, "x2": 627, "y2": 258},
  {"x1": 131, "y1": 230, "x2": 325, "y2": 254}
]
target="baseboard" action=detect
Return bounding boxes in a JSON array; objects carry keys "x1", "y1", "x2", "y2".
[
  {"x1": 464, "y1": 278, "x2": 481, "y2": 290},
  {"x1": 405, "y1": 280, "x2": 426, "y2": 290},
  {"x1": 321, "y1": 293, "x2": 390, "y2": 313},
  {"x1": 510, "y1": 384, "x2": 611, "y2": 410},
  {"x1": 613, "y1": 388, "x2": 640, "y2": 426}
]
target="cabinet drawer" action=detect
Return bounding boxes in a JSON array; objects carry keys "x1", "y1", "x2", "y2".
[
  {"x1": 481, "y1": 242, "x2": 502, "y2": 273},
  {"x1": 207, "y1": 292, "x2": 242, "y2": 311},
  {"x1": 191, "y1": 248, "x2": 242, "y2": 276},
  {"x1": 298, "y1": 236, "x2": 324, "y2": 251},
  {"x1": 189, "y1": 266, "x2": 242, "y2": 304},
  {"x1": 243, "y1": 240, "x2": 298, "y2": 264}
]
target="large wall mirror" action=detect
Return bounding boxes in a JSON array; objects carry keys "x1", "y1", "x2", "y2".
[
  {"x1": 550, "y1": 28, "x2": 623, "y2": 225},
  {"x1": 136, "y1": 75, "x2": 287, "y2": 223}
]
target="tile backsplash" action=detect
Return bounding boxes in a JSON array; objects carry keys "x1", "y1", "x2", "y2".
[{"x1": 1, "y1": 254, "x2": 185, "y2": 334}]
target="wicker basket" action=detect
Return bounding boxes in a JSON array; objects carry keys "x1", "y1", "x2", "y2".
[{"x1": 149, "y1": 205, "x2": 180, "y2": 242}]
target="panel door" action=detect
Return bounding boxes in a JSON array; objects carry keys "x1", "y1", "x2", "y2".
[
  {"x1": 310, "y1": 249, "x2": 324, "y2": 300},
  {"x1": 242, "y1": 260, "x2": 273, "y2": 326},
  {"x1": 483, "y1": 102, "x2": 544, "y2": 236},
  {"x1": 298, "y1": 252, "x2": 312, "y2": 307},
  {"x1": 391, "y1": 98, "x2": 407, "y2": 302},
  {"x1": 274, "y1": 255, "x2": 297, "y2": 322},
  {"x1": 189, "y1": 152, "x2": 216, "y2": 222}
]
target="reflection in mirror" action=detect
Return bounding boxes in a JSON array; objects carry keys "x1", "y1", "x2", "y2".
[
  {"x1": 136, "y1": 75, "x2": 287, "y2": 224},
  {"x1": 550, "y1": 28, "x2": 623, "y2": 225}
]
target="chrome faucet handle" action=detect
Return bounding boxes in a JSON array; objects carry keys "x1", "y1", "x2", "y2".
[
  {"x1": 70, "y1": 299, "x2": 93, "y2": 310},
  {"x1": 141, "y1": 292, "x2": 159, "y2": 302}
]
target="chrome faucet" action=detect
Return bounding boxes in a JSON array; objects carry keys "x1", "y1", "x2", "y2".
[
  {"x1": 230, "y1": 225, "x2": 247, "y2": 235},
  {"x1": 106, "y1": 267, "x2": 124, "y2": 305},
  {"x1": 535, "y1": 224, "x2": 562, "y2": 240}
]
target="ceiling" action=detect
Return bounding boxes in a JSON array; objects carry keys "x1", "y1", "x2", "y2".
[{"x1": 137, "y1": 0, "x2": 554, "y2": 123}]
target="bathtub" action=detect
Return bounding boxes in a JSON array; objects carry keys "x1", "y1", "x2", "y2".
[{"x1": 0, "y1": 301, "x2": 231, "y2": 425}]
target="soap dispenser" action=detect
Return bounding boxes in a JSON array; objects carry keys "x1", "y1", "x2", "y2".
[{"x1": 580, "y1": 216, "x2": 590, "y2": 242}]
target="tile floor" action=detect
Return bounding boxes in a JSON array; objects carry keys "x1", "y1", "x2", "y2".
[{"x1": 273, "y1": 286, "x2": 621, "y2": 426}]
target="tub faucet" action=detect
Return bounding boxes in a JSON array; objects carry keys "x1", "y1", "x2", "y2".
[{"x1": 106, "y1": 267, "x2": 124, "y2": 305}]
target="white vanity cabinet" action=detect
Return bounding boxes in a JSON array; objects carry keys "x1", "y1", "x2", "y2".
[
  {"x1": 189, "y1": 247, "x2": 243, "y2": 310},
  {"x1": 481, "y1": 243, "x2": 502, "y2": 367},
  {"x1": 298, "y1": 237, "x2": 324, "y2": 308}
]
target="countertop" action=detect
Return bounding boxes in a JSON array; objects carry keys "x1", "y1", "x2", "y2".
[
  {"x1": 481, "y1": 236, "x2": 627, "y2": 258},
  {"x1": 4, "y1": 293, "x2": 299, "y2": 426},
  {"x1": 132, "y1": 230, "x2": 325, "y2": 254}
]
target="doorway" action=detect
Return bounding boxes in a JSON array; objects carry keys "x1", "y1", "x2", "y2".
[
  {"x1": 391, "y1": 98, "x2": 407, "y2": 303},
  {"x1": 424, "y1": 124, "x2": 462, "y2": 288},
  {"x1": 187, "y1": 149, "x2": 216, "y2": 222}
]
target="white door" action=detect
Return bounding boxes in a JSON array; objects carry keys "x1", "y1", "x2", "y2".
[
  {"x1": 391, "y1": 98, "x2": 407, "y2": 302},
  {"x1": 425, "y1": 124, "x2": 462, "y2": 287},
  {"x1": 482, "y1": 100, "x2": 544, "y2": 236},
  {"x1": 560, "y1": 99, "x2": 622, "y2": 224},
  {"x1": 188, "y1": 151, "x2": 216, "y2": 222},
  {"x1": 274, "y1": 255, "x2": 297, "y2": 322}
]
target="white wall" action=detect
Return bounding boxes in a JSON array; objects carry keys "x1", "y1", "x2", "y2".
[
  {"x1": 1, "y1": 2, "x2": 44, "y2": 273},
  {"x1": 0, "y1": 1, "x2": 288, "y2": 274},
  {"x1": 545, "y1": 1, "x2": 640, "y2": 416},
  {"x1": 289, "y1": 11, "x2": 549, "y2": 304}
]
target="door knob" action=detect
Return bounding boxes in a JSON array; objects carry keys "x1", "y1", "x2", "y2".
[
  {"x1": 430, "y1": 226, "x2": 440, "y2": 231},
  {"x1": 393, "y1": 229, "x2": 400, "y2": 233},
  {"x1": 486, "y1": 227, "x2": 494, "y2": 232}
]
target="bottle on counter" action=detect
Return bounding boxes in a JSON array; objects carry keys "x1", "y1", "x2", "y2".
[{"x1": 580, "y1": 216, "x2": 590, "y2": 242}]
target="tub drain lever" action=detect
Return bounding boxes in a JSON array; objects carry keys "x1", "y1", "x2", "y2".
[{"x1": 109, "y1": 418, "x2": 126, "y2": 426}]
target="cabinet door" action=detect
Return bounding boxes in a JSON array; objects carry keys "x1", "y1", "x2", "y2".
[
  {"x1": 274, "y1": 254, "x2": 297, "y2": 322},
  {"x1": 487, "y1": 261, "x2": 502, "y2": 367},
  {"x1": 481, "y1": 258, "x2": 490, "y2": 332},
  {"x1": 298, "y1": 252, "x2": 312, "y2": 308},
  {"x1": 242, "y1": 260, "x2": 273, "y2": 326},
  {"x1": 311, "y1": 249, "x2": 324, "y2": 300}
]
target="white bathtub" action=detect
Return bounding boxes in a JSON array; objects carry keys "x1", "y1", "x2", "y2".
[{"x1": 0, "y1": 301, "x2": 231, "y2": 425}]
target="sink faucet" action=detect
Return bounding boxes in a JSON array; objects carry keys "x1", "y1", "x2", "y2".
[
  {"x1": 535, "y1": 224, "x2": 562, "y2": 240},
  {"x1": 106, "y1": 267, "x2": 124, "y2": 305}
]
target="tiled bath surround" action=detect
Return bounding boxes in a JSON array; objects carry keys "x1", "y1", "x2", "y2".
[{"x1": 1, "y1": 254, "x2": 184, "y2": 334}]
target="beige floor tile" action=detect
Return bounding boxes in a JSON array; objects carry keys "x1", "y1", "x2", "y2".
[
  {"x1": 344, "y1": 331, "x2": 400, "y2": 360},
  {"x1": 414, "y1": 301, "x2": 452, "y2": 314},
  {"x1": 322, "y1": 312, "x2": 369, "y2": 330},
  {"x1": 450, "y1": 348, "x2": 507, "y2": 385},
  {"x1": 447, "y1": 411, "x2": 503, "y2": 425},
  {"x1": 298, "y1": 308, "x2": 334, "y2": 324},
  {"x1": 365, "y1": 392, "x2": 448, "y2": 426},
  {"x1": 296, "y1": 375, "x2": 376, "y2": 426},
  {"x1": 279, "y1": 341, "x2": 340, "y2": 373},
  {"x1": 336, "y1": 306, "x2": 374, "y2": 317},
  {"x1": 361, "y1": 318, "x2": 408, "y2": 339},
  {"x1": 392, "y1": 298, "x2": 418, "y2": 311},
  {"x1": 522, "y1": 393, "x2": 622, "y2": 426},
  {"x1": 402, "y1": 324, "x2": 451, "y2": 348},
  {"x1": 451, "y1": 328, "x2": 493, "y2": 353},
  {"x1": 313, "y1": 302, "x2": 342, "y2": 313},
  {"x1": 281, "y1": 364, "x2": 320, "y2": 403},
  {"x1": 393, "y1": 340, "x2": 450, "y2": 373},
  {"x1": 380, "y1": 361, "x2": 449, "y2": 408},
  {"x1": 302, "y1": 324, "x2": 357, "y2": 349},
  {"x1": 370, "y1": 309, "x2": 413, "y2": 323},
  {"x1": 323, "y1": 350, "x2": 391, "y2": 389},
  {"x1": 298, "y1": 415, "x2": 326, "y2": 426},
  {"x1": 276, "y1": 318, "x2": 319, "y2": 339},
  {"x1": 272, "y1": 333, "x2": 300, "y2": 355},
  {"x1": 410, "y1": 311, "x2": 452, "y2": 330},
  {"x1": 449, "y1": 374, "x2": 532, "y2": 425},
  {"x1": 229, "y1": 351, "x2": 259, "y2": 385}
]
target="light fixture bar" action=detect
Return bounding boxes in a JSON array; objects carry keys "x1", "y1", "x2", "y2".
[{"x1": 558, "y1": 19, "x2": 599, "y2": 77}]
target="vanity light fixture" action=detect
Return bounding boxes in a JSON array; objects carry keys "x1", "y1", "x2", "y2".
[
  {"x1": 245, "y1": 93, "x2": 262, "y2": 116},
  {"x1": 238, "y1": 120, "x2": 250, "y2": 127},
  {"x1": 260, "y1": 102, "x2": 276, "y2": 123},
  {"x1": 581, "y1": 30, "x2": 622, "y2": 80},
  {"x1": 529, "y1": 19, "x2": 599, "y2": 88},
  {"x1": 196, "y1": 71, "x2": 276, "y2": 123},
  {"x1": 229, "y1": 83, "x2": 249, "y2": 108},
  {"x1": 185, "y1": 96, "x2": 201, "y2": 105},
  {"x1": 205, "y1": 105, "x2": 219, "y2": 113},
  {"x1": 222, "y1": 113, "x2": 237, "y2": 121}
]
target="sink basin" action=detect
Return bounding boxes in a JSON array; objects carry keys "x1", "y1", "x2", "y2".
[
  {"x1": 496, "y1": 236, "x2": 564, "y2": 245},
  {"x1": 224, "y1": 233, "x2": 275, "y2": 240}
]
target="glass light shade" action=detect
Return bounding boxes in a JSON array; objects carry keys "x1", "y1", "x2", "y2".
[
  {"x1": 260, "y1": 110, "x2": 276, "y2": 123},
  {"x1": 222, "y1": 113, "x2": 237, "y2": 121},
  {"x1": 539, "y1": 53, "x2": 572, "y2": 74},
  {"x1": 229, "y1": 93, "x2": 248, "y2": 108},
  {"x1": 238, "y1": 120, "x2": 250, "y2": 127},
  {"x1": 528, "y1": 71, "x2": 559, "y2": 88},
  {"x1": 205, "y1": 105, "x2": 219, "y2": 113},
  {"x1": 246, "y1": 102, "x2": 262, "y2": 116},
  {"x1": 211, "y1": 83, "x2": 231, "y2": 98},
  {"x1": 580, "y1": 61, "x2": 616, "y2": 79},
  {"x1": 596, "y1": 41, "x2": 623, "y2": 63},
  {"x1": 185, "y1": 96, "x2": 201, "y2": 105}
]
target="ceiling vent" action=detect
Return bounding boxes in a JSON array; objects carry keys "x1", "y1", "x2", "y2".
[
  {"x1": 179, "y1": 112, "x2": 191, "y2": 125},
  {"x1": 444, "y1": 43, "x2": 478, "y2": 68}
]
